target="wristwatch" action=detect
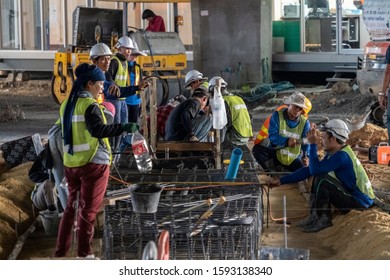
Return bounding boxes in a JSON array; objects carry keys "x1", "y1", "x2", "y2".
[{"x1": 378, "y1": 92, "x2": 387, "y2": 96}]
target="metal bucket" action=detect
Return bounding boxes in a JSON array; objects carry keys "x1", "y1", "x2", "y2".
[
  {"x1": 129, "y1": 184, "x2": 162, "y2": 214},
  {"x1": 40, "y1": 211, "x2": 62, "y2": 236}
]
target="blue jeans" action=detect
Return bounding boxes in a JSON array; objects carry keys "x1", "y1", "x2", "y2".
[
  {"x1": 48, "y1": 124, "x2": 67, "y2": 211},
  {"x1": 192, "y1": 115, "x2": 213, "y2": 142}
]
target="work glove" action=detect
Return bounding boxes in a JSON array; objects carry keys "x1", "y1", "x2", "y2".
[{"x1": 121, "y1": 123, "x2": 139, "y2": 133}]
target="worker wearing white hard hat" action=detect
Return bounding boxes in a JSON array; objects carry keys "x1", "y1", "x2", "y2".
[
  {"x1": 185, "y1": 70, "x2": 208, "y2": 90},
  {"x1": 268, "y1": 118, "x2": 375, "y2": 233},
  {"x1": 126, "y1": 41, "x2": 147, "y2": 124},
  {"x1": 208, "y1": 76, "x2": 252, "y2": 146},
  {"x1": 105, "y1": 36, "x2": 136, "y2": 152}
]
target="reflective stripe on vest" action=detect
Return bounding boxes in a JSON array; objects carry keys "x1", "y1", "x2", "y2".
[
  {"x1": 60, "y1": 97, "x2": 111, "y2": 167},
  {"x1": 254, "y1": 105, "x2": 287, "y2": 145},
  {"x1": 223, "y1": 95, "x2": 252, "y2": 138},
  {"x1": 112, "y1": 56, "x2": 129, "y2": 100},
  {"x1": 276, "y1": 110, "x2": 307, "y2": 165},
  {"x1": 329, "y1": 146, "x2": 375, "y2": 199}
]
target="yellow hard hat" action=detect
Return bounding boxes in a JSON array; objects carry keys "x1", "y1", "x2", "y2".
[{"x1": 303, "y1": 97, "x2": 312, "y2": 116}]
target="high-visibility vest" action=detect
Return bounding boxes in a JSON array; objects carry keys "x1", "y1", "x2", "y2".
[
  {"x1": 254, "y1": 105, "x2": 287, "y2": 145},
  {"x1": 328, "y1": 145, "x2": 375, "y2": 200},
  {"x1": 223, "y1": 95, "x2": 252, "y2": 137},
  {"x1": 276, "y1": 110, "x2": 307, "y2": 165},
  {"x1": 111, "y1": 56, "x2": 129, "y2": 100},
  {"x1": 60, "y1": 97, "x2": 111, "y2": 168}
]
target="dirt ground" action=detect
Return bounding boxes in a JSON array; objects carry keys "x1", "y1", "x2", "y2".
[{"x1": 0, "y1": 80, "x2": 390, "y2": 260}]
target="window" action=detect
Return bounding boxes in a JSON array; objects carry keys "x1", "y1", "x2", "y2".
[{"x1": 1, "y1": 0, "x2": 20, "y2": 49}]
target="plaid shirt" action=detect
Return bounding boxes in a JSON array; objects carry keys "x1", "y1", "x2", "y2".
[{"x1": 157, "y1": 104, "x2": 175, "y2": 137}]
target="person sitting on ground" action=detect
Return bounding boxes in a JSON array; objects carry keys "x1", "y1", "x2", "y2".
[
  {"x1": 208, "y1": 76, "x2": 252, "y2": 146},
  {"x1": 254, "y1": 96, "x2": 312, "y2": 146},
  {"x1": 165, "y1": 88, "x2": 212, "y2": 142},
  {"x1": 142, "y1": 9, "x2": 166, "y2": 32},
  {"x1": 268, "y1": 119, "x2": 376, "y2": 233},
  {"x1": 252, "y1": 91, "x2": 310, "y2": 172}
]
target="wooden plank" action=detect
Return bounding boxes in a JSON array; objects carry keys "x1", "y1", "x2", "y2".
[{"x1": 157, "y1": 142, "x2": 215, "y2": 152}]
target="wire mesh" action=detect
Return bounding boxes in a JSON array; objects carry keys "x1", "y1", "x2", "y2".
[{"x1": 103, "y1": 170, "x2": 263, "y2": 260}]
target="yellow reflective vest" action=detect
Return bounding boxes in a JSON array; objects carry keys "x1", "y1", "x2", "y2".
[{"x1": 60, "y1": 97, "x2": 111, "y2": 168}]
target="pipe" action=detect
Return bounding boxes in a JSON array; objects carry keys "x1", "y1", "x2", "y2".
[{"x1": 224, "y1": 148, "x2": 243, "y2": 180}]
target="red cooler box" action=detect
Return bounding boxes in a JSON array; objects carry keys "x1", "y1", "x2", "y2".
[
  {"x1": 0, "y1": 133, "x2": 43, "y2": 169},
  {"x1": 377, "y1": 142, "x2": 390, "y2": 165}
]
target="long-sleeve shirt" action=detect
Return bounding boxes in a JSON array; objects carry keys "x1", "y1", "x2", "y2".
[
  {"x1": 268, "y1": 108, "x2": 310, "y2": 156},
  {"x1": 146, "y1": 15, "x2": 166, "y2": 32},
  {"x1": 280, "y1": 143, "x2": 374, "y2": 208}
]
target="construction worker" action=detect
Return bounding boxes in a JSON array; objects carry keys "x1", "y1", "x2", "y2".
[
  {"x1": 165, "y1": 87, "x2": 212, "y2": 142},
  {"x1": 254, "y1": 96, "x2": 312, "y2": 146},
  {"x1": 105, "y1": 36, "x2": 135, "y2": 151},
  {"x1": 252, "y1": 91, "x2": 311, "y2": 172},
  {"x1": 269, "y1": 119, "x2": 375, "y2": 233},
  {"x1": 142, "y1": 9, "x2": 166, "y2": 32},
  {"x1": 126, "y1": 43, "x2": 147, "y2": 123},
  {"x1": 55, "y1": 63, "x2": 139, "y2": 258},
  {"x1": 184, "y1": 69, "x2": 208, "y2": 95},
  {"x1": 208, "y1": 76, "x2": 253, "y2": 145}
]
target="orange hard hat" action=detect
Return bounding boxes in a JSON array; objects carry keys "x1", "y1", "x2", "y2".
[{"x1": 303, "y1": 97, "x2": 312, "y2": 117}]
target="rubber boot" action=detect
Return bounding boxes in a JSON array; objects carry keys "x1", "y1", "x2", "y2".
[
  {"x1": 302, "y1": 212, "x2": 332, "y2": 233},
  {"x1": 296, "y1": 194, "x2": 318, "y2": 228}
]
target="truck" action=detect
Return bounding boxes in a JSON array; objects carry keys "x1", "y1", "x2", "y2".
[{"x1": 356, "y1": 0, "x2": 390, "y2": 126}]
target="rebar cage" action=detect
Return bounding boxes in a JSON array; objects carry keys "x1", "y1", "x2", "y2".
[{"x1": 103, "y1": 170, "x2": 263, "y2": 260}]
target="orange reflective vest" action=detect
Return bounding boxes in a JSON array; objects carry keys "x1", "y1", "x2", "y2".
[{"x1": 254, "y1": 105, "x2": 287, "y2": 145}]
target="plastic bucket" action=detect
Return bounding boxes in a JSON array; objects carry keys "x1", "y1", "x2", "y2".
[
  {"x1": 40, "y1": 211, "x2": 62, "y2": 236},
  {"x1": 129, "y1": 184, "x2": 162, "y2": 213}
]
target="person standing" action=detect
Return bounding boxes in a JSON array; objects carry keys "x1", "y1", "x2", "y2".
[
  {"x1": 126, "y1": 44, "x2": 147, "y2": 123},
  {"x1": 105, "y1": 36, "x2": 135, "y2": 151},
  {"x1": 252, "y1": 91, "x2": 310, "y2": 172},
  {"x1": 54, "y1": 63, "x2": 139, "y2": 258},
  {"x1": 378, "y1": 45, "x2": 390, "y2": 144},
  {"x1": 142, "y1": 9, "x2": 166, "y2": 32},
  {"x1": 269, "y1": 119, "x2": 375, "y2": 233}
]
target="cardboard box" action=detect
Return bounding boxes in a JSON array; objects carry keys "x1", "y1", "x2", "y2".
[{"x1": 0, "y1": 133, "x2": 43, "y2": 169}]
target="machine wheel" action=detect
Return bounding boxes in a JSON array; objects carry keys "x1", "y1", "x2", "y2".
[
  {"x1": 369, "y1": 101, "x2": 385, "y2": 127},
  {"x1": 51, "y1": 68, "x2": 74, "y2": 105},
  {"x1": 143, "y1": 75, "x2": 169, "y2": 109}
]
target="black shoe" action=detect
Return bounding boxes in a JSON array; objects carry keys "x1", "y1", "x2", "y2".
[
  {"x1": 296, "y1": 214, "x2": 318, "y2": 228},
  {"x1": 302, "y1": 214, "x2": 332, "y2": 233}
]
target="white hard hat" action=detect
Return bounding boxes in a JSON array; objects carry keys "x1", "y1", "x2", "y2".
[
  {"x1": 185, "y1": 70, "x2": 207, "y2": 88},
  {"x1": 116, "y1": 36, "x2": 135, "y2": 49},
  {"x1": 208, "y1": 76, "x2": 228, "y2": 91},
  {"x1": 131, "y1": 42, "x2": 147, "y2": 56},
  {"x1": 90, "y1": 43, "x2": 113, "y2": 60},
  {"x1": 319, "y1": 119, "x2": 350, "y2": 143}
]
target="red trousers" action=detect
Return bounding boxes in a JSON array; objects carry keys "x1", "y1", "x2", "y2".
[{"x1": 54, "y1": 163, "x2": 109, "y2": 257}]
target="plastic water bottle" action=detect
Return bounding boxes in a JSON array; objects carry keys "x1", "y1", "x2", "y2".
[{"x1": 131, "y1": 131, "x2": 153, "y2": 173}]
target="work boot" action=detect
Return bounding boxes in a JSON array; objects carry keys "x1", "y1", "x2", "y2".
[
  {"x1": 302, "y1": 213, "x2": 332, "y2": 233},
  {"x1": 296, "y1": 194, "x2": 318, "y2": 228}
]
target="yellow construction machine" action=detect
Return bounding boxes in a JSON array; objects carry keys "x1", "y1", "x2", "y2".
[{"x1": 51, "y1": 6, "x2": 187, "y2": 105}]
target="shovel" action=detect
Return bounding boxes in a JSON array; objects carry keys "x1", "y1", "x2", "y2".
[{"x1": 258, "y1": 195, "x2": 310, "y2": 260}]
